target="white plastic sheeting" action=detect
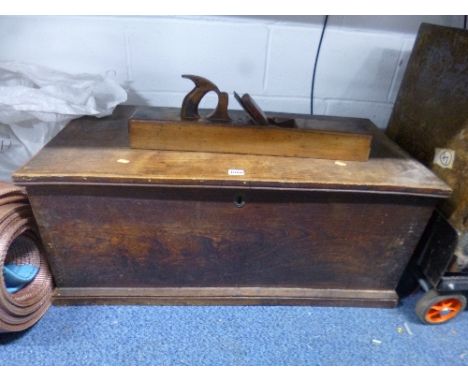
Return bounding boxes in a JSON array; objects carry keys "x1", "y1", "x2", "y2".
[{"x1": 0, "y1": 62, "x2": 127, "y2": 181}]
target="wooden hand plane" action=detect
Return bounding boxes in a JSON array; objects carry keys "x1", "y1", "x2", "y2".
[{"x1": 128, "y1": 75, "x2": 372, "y2": 161}]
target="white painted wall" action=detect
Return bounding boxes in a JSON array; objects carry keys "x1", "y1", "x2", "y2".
[{"x1": 0, "y1": 15, "x2": 464, "y2": 128}]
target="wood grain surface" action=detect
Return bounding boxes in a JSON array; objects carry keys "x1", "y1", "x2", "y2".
[
  {"x1": 14, "y1": 106, "x2": 450, "y2": 197},
  {"x1": 53, "y1": 287, "x2": 398, "y2": 307},
  {"x1": 386, "y1": 23, "x2": 467, "y2": 233},
  {"x1": 28, "y1": 185, "x2": 435, "y2": 291},
  {"x1": 12, "y1": 105, "x2": 451, "y2": 307},
  {"x1": 129, "y1": 108, "x2": 372, "y2": 161}
]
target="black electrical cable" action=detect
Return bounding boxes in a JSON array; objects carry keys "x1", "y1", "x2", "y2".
[{"x1": 310, "y1": 15, "x2": 329, "y2": 115}]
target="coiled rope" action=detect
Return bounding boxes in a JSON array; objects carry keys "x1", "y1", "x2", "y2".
[{"x1": 0, "y1": 182, "x2": 53, "y2": 333}]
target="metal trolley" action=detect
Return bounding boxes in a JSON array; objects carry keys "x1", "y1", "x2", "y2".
[{"x1": 398, "y1": 210, "x2": 468, "y2": 324}]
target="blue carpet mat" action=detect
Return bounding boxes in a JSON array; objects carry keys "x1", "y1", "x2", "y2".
[{"x1": 0, "y1": 292, "x2": 467, "y2": 365}]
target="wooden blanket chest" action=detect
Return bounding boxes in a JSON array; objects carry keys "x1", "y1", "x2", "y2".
[{"x1": 13, "y1": 106, "x2": 451, "y2": 307}]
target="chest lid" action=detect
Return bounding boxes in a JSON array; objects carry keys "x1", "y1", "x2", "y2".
[{"x1": 13, "y1": 106, "x2": 451, "y2": 198}]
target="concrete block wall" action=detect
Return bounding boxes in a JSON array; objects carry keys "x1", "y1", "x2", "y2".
[{"x1": 0, "y1": 15, "x2": 464, "y2": 128}]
